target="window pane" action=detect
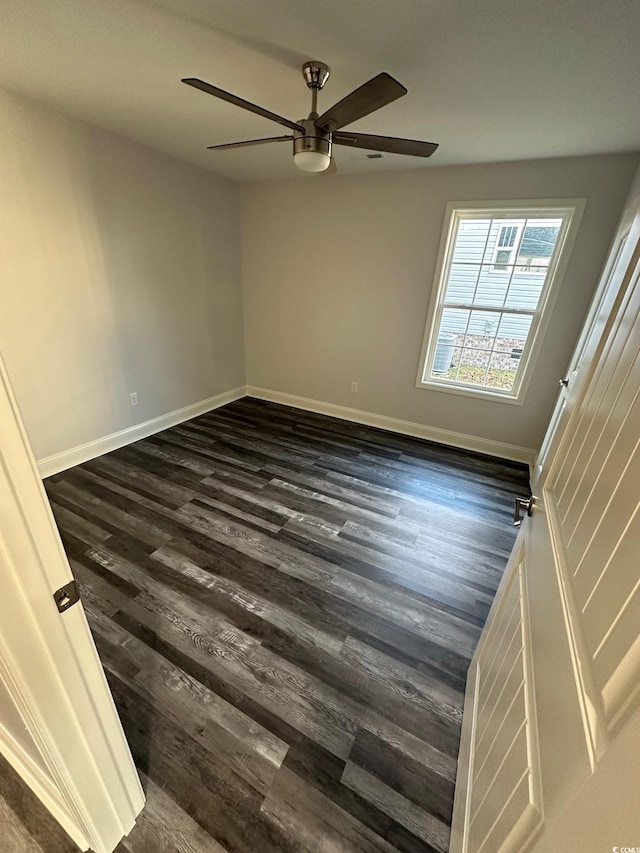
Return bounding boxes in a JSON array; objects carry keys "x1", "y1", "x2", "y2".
[
  {"x1": 467, "y1": 310, "x2": 500, "y2": 338},
  {"x1": 439, "y1": 307, "x2": 469, "y2": 336},
  {"x1": 498, "y1": 226, "x2": 518, "y2": 248},
  {"x1": 443, "y1": 263, "x2": 479, "y2": 304},
  {"x1": 516, "y1": 219, "x2": 561, "y2": 266},
  {"x1": 494, "y1": 250, "x2": 512, "y2": 269},
  {"x1": 453, "y1": 348, "x2": 490, "y2": 385},
  {"x1": 487, "y1": 352, "x2": 518, "y2": 391},
  {"x1": 496, "y1": 313, "x2": 532, "y2": 344},
  {"x1": 460, "y1": 348, "x2": 490, "y2": 367},
  {"x1": 504, "y1": 269, "x2": 545, "y2": 310},
  {"x1": 474, "y1": 265, "x2": 511, "y2": 307},
  {"x1": 450, "y1": 347, "x2": 462, "y2": 373},
  {"x1": 451, "y1": 219, "x2": 491, "y2": 264},
  {"x1": 483, "y1": 219, "x2": 525, "y2": 263}
]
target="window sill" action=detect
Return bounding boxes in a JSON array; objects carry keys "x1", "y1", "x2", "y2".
[{"x1": 415, "y1": 378, "x2": 525, "y2": 406}]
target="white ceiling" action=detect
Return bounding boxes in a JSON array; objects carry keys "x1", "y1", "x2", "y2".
[{"x1": 1, "y1": 0, "x2": 639, "y2": 181}]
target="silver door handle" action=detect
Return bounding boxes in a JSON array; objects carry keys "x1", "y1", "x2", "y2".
[
  {"x1": 559, "y1": 378, "x2": 569, "y2": 387},
  {"x1": 514, "y1": 496, "x2": 535, "y2": 526}
]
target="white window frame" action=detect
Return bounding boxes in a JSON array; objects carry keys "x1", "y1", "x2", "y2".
[{"x1": 415, "y1": 198, "x2": 586, "y2": 406}]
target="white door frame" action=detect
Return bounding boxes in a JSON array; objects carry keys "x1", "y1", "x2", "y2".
[{"x1": 0, "y1": 353, "x2": 144, "y2": 852}]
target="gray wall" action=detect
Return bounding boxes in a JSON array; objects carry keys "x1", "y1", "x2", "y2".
[
  {"x1": 0, "y1": 84, "x2": 636, "y2": 461},
  {"x1": 0, "y1": 88, "x2": 245, "y2": 461},
  {"x1": 241, "y1": 153, "x2": 638, "y2": 452}
]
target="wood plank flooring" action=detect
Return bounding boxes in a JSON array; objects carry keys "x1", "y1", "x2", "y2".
[{"x1": 37, "y1": 398, "x2": 528, "y2": 852}]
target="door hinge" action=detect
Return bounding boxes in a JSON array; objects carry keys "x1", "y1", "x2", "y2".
[{"x1": 53, "y1": 579, "x2": 80, "y2": 613}]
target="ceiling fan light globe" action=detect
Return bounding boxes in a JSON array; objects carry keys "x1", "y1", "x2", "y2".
[{"x1": 294, "y1": 150, "x2": 331, "y2": 172}]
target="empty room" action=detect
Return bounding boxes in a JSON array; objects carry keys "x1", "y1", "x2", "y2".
[{"x1": 1, "y1": 1, "x2": 639, "y2": 851}]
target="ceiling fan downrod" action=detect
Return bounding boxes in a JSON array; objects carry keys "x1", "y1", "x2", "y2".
[
  {"x1": 302, "y1": 61, "x2": 330, "y2": 117},
  {"x1": 295, "y1": 61, "x2": 332, "y2": 171}
]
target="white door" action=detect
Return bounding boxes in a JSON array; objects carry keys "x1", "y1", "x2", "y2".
[
  {"x1": 533, "y1": 173, "x2": 640, "y2": 493},
  {"x1": 451, "y1": 169, "x2": 640, "y2": 853},
  {"x1": 0, "y1": 353, "x2": 144, "y2": 852}
]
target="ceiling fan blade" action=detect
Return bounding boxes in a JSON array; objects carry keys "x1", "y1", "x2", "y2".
[
  {"x1": 182, "y1": 78, "x2": 304, "y2": 133},
  {"x1": 207, "y1": 135, "x2": 292, "y2": 151},
  {"x1": 333, "y1": 131, "x2": 439, "y2": 158},
  {"x1": 315, "y1": 73, "x2": 407, "y2": 132}
]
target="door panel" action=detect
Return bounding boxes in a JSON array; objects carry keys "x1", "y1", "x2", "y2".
[
  {"x1": 0, "y1": 670, "x2": 80, "y2": 846},
  {"x1": 0, "y1": 353, "x2": 144, "y2": 852},
  {"x1": 457, "y1": 550, "x2": 543, "y2": 853},
  {"x1": 544, "y1": 232, "x2": 640, "y2": 745},
  {"x1": 452, "y1": 166, "x2": 640, "y2": 851}
]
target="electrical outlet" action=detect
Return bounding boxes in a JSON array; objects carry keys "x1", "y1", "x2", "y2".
[
  {"x1": 350, "y1": 381, "x2": 358, "y2": 393},
  {"x1": 129, "y1": 392, "x2": 139, "y2": 407}
]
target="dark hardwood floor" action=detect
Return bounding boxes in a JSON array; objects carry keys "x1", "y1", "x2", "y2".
[{"x1": 38, "y1": 398, "x2": 527, "y2": 852}]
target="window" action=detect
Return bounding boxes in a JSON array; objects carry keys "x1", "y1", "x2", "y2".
[
  {"x1": 492, "y1": 224, "x2": 521, "y2": 270},
  {"x1": 416, "y1": 200, "x2": 585, "y2": 404}
]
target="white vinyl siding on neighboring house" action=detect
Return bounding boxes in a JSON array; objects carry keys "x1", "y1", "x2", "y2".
[{"x1": 417, "y1": 200, "x2": 585, "y2": 404}]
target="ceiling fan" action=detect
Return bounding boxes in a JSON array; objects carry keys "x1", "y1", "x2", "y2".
[{"x1": 182, "y1": 62, "x2": 438, "y2": 173}]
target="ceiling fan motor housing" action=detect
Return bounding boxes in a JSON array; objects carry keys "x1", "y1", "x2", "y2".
[
  {"x1": 293, "y1": 119, "x2": 331, "y2": 156},
  {"x1": 292, "y1": 119, "x2": 332, "y2": 171}
]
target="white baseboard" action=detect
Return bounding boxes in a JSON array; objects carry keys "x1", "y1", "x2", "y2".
[
  {"x1": 246, "y1": 386, "x2": 536, "y2": 467},
  {"x1": 37, "y1": 386, "x2": 246, "y2": 478},
  {"x1": 37, "y1": 383, "x2": 535, "y2": 478},
  {"x1": 0, "y1": 720, "x2": 89, "y2": 851}
]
